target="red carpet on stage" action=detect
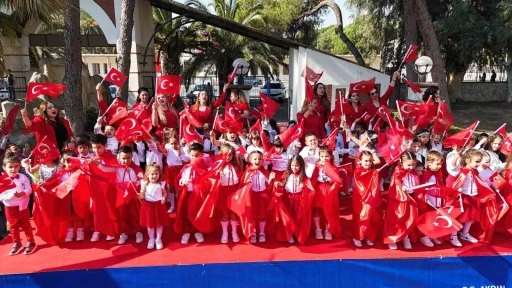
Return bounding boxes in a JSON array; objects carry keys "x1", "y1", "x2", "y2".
[{"x1": 1, "y1": 196, "x2": 511, "y2": 275}]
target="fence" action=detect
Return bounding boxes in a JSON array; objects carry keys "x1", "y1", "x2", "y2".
[{"x1": 463, "y1": 65, "x2": 508, "y2": 82}]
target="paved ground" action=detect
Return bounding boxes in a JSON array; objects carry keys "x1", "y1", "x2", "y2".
[{"x1": 451, "y1": 101, "x2": 511, "y2": 132}]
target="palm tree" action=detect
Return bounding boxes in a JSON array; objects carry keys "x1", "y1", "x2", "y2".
[
  {"x1": 0, "y1": 0, "x2": 64, "y2": 69},
  {"x1": 115, "y1": 0, "x2": 136, "y2": 102},
  {"x1": 185, "y1": 0, "x2": 286, "y2": 92}
]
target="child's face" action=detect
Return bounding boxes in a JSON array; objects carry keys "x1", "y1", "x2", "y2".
[
  {"x1": 0, "y1": 120, "x2": 5, "y2": 129},
  {"x1": 290, "y1": 160, "x2": 301, "y2": 174},
  {"x1": 415, "y1": 166, "x2": 424, "y2": 175},
  {"x1": 189, "y1": 150, "x2": 203, "y2": 160},
  {"x1": 77, "y1": 145, "x2": 90, "y2": 156},
  {"x1": 427, "y1": 159, "x2": 443, "y2": 171},
  {"x1": 8, "y1": 145, "x2": 19, "y2": 154},
  {"x1": 360, "y1": 154, "x2": 373, "y2": 169},
  {"x1": 226, "y1": 131, "x2": 236, "y2": 142},
  {"x1": 275, "y1": 147, "x2": 284, "y2": 154},
  {"x1": 169, "y1": 140, "x2": 179, "y2": 150},
  {"x1": 119, "y1": 152, "x2": 133, "y2": 166},
  {"x1": 319, "y1": 151, "x2": 331, "y2": 164},
  {"x1": 468, "y1": 155, "x2": 482, "y2": 169},
  {"x1": 92, "y1": 143, "x2": 106, "y2": 156},
  {"x1": 251, "y1": 136, "x2": 261, "y2": 147},
  {"x1": 306, "y1": 135, "x2": 318, "y2": 148},
  {"x1": 224, "y1": 151, "x2": 233, "y2": 162},
  {"x1": 148, "y1": 168, "x2": 160, "y2": 183},
  {"x1": 480, "y1": 155, "x2": 490, "y2": 169},
  {"x1": 3, "y1": 162, "x2": 20, "y2": 177},
  {"x1": 249, "y1": 153, "x2": 262, "y2": 167},
  {"x1": 418, "y1": 134, "x2": 430, "y2": 145},
  {"x1": 468, "y1": 139, "x2": 476, "y2": 148},
  {"x1": 67, "y1": 142, "x2": 76, "y2": 150},
  {"x1": 355, "y1": 125, "x2": 364, "y2": 133},
  {"x1": 104, "y1": 126, "x2": 116, "y2": 137},
  {"x1": 402, "y1": 159, "x2": 416, "y2": 171},
  {"x1": 409, "y1": 142, "x2": 421, "y2": 153},
  {"x1": 491, "y1": 138, "x2": 502, "y2": 152},
  {"x1": 431, "y1": 134, "x2": 441, "y2": 143},
  {"x1": 62, "y1": 157, "x2": 76, "y2": 170},
  {"x1": 241, "y1": 129, "x2": 248, "y2": 138}
]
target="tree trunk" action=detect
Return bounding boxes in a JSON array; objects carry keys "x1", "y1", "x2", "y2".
[
  {"x1": 62, "y1": 0, "x2": 84, "y2": 135},
  {"x1": 296, "y1": 0, "x2": 366, "y2": 66},
  {"x1": 160, "y1": 44, "x2": 182, "y2": 75},
  {"x1": 410, "y1": 0, "x2": 451, "y2": 109},
  {"x1": 448, "y1": 71, "x2": 465, "y2": 102},
  {"x1": 507, "y1": 50, "x2": 512, "y2": 103},
  {"x1": 115, "y1": 0, "x2": 136, "y2": 102},
  {"x1": 403, "y1": 0, "x2": 418, "y2": 82}
]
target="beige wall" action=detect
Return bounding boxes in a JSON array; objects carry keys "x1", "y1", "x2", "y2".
[{"x1": 82, "y1": 54, "x2": 118, "y2": 77}]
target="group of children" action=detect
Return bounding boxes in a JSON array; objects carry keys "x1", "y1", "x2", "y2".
[{"x1": 1, "y1": 112, "x2": 511, "y2": 256}]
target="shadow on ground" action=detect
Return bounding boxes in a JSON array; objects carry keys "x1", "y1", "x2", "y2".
[{"x1": 451, "y1": 101, "x2": 511, "y2": 132}]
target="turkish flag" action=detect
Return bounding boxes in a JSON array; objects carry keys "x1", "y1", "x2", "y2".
[
  {"x1": 500, "y1": 133, "x2": 512, "y2": 155},
  {"x1": 0, "y1": 105, "x2": 19, "y2": 137},
  {"x1": 375, "y1": 105, "x2": 393, "y2": 120},
  {"x1": 377, "y1": 131, "x2": 408, "y2": 164},
  {"x1": 301, "y1": 65, "x2": 323, "y2": 84},
  {"x1": 108, "y1": 106, "x2": 129, "y2": 125},
  {"x1": 494, "y1": 124, "x2": 507, "y2": 138},
  {"x1": 104, "y1": 68, "x2": 127, "y2": 88},
  {"x1": 235, "y1": 145, "x2": 247, "y2": 157},
  {"x1": 156, "y1": 75, "x2": 181, "y2": 95},
  {"x1": 182, "y1": 123, "x2": 203, "y2": 143},
  {"x1": 103, "y1": 98, "x2": 127, "y2": 121},
  {"x1": 331, "y1": 92, "x2": 349, "y2": 117},
  {"x1": 32, "y1": 136, "x2": 61, "y2": 165},
  {"x1": 432, "y1": 101, "x2": 454, "y2": 134},
  {"x1": 26, "y1": 82, "x2": 67, "y2": 102},
  {"x1": 184, "y1": 107, "x2": 203, "y2": 128},
  {"x1": 227, "y1": 64, "x2": 239, "y2": 84},
  {"x1": 249, "y1": 108, "x2": 262, "y2": 120},
  {"x1": 349, "y1": 78, "x2": 376, "y2": 95},
  {"x1": 396, "y1": 100, "x2": 426, "y2": 121},
  {"x1": 443, "y1": 121, "x2": 479, "y2": 148},
  {"x1": 0, "y1": 173, "x2": 16, "y2": 193},
  {"x1": 386, "y1": 113, "x2": 414, "y2": 140},
  {"x1": 116, "y1": 181, "x2": 139, "y2": 208},
  {"x1": 225, "y1": 101, "x2": 242, "y2": 122},
  {"x1": 250, "y1": 120, "x2": 270, "y2": 152},
  {"x1": 403, "y1": 45, "x2": 419, "y2": 63},
  {"x1": 259, "y1": 92, "x2": 280, "y2": 118},
  {"x1": 116, "y1": 117, "x2": 151, "y2": 140},
  {"x1": 213, "y1": 113, "x2": 227, "y2": 133},
  {"x1": 322, "y1": 162, "x2": 343, "y2": 184},
  {"x1": 491, "y1": 172, "x2": 507, "y2": 190},
  {"x1": 402, "y1": 77, "x2": 422, "y2": 94},
  {"x1": 416, "y1": 207, "x2": 462, "y2": 239},
  {"x1": 415, "y1": 101, "x2": 438, "y2": 129},
  {"x1": 322, "y1": 128, "x2": 338, "y2": 150},
  {"x1": 278, "y1": 120, "x2": 304, "y2": 148},
  {"x1": 53, "y1": 170, "x2": 82, "y2": 199},
  {"x1": 305, "y1": 77, "x2": 316, "y2": 102}
]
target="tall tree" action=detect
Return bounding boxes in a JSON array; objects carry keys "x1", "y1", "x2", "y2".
[
  {"x1": 296, "y1": 0, "x2": 366, "y2": 66},
  {"x1": 115, "y1": 0, "x2": 136, "y2": 102},
  {"x1": 62, "y1": 0, "x2": 84, "y2": 134},
  {"x1": 403, "y1": 0, "x2": 418, "y2": 81}
]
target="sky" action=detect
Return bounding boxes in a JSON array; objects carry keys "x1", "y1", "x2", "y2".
[{"x1": 174, "y1": 0, "x2": 353, "y2": 28}]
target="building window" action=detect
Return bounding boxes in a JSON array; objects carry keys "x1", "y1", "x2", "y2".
[
  {"x1": 92, "y1": 63, "x2": 101, "y2": 75},
  {"x1": 282, "y1": 66, "x2": 289, "y2": 75},
  {"x1": 103, "y1": 63, "x2": 108, "y2": 74}
]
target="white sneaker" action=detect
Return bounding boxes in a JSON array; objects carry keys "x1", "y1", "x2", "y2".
[
  {"x1": 432, "y1": 238, "x2": 443, "y2": 245},
  {"x1": 388, "y1": 243, "x2": 397, "y2": 250},
  {"x1": 65, "y1": 230, "x2": 74, "y2": 242},
  {"x1": 365, "y1": 239, "x2": 374, "y2": 246},
  {"x1": 460, "y1": 233, "x2": 478, "y2": 243},
  {"x1": 258, "y1": 233, "x2": 266, "y2": 243},
  {"x1": 315, "y1": 229, "x2": 323, "y2": 240},
  {"x1": 403, "y1": 238, "x2": 412, "y2": 250},
  {"x1": 232, "y1": 231, "x2": 240, "y2": 243},
  {"x1": 76, "y1": 229, "x2": 85, "y2": 241},
  {"x1": 324, "y1": 230, "x2": 333, "y2": 240},
  {"x1": 420, "y1": 236, "x2": 434, "y2": 248},
  {"x1": 288, "y1": 237, "x2": 295, "y2": 244},
  {"x1": 91, "y1": 232, "x2": 100, "y2": 242},
  {"x1": 352, "y1": 238, "x2": 362, "y2": 247},
  {"x1": 221, "y1": 232, "x2": 228, "y2": 244},
  {"x1": 167, "y1": 206, "x2": 175, "y2": 213},
  {"x1": 450, "y1": 235, "x2": 462, "y2": 247},
  {"x1": 147, "y1": 238, "x2": 155, "y2": 249},
  {"x1": 136, "y1": 232, "x2": 143, "y2": 244},
  {"x1": 181, "y1": 233, "x2": 191, "y2": 244},
  {"x1": 106, "y1": 235, "x2": 115, "y2": 241},
  {"x1": 194, "y1": 232, "x2": 204, "y2": 243},
  {"x1": 249, "y1": 235, "x2": 257, "y2": 244},
  {"x1": 155, "y1": 239, "x2": 163, "y2": 250},
  {"x1": 118, "y1": 233, "x2": 128, "y2": 245}
]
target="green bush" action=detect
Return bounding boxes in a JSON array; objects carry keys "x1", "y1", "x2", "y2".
[{"x1": 83, "y1": 107, "x2": 99, "y2": 133}]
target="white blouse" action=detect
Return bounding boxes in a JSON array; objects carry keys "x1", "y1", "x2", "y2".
[
  {"x1": 250, "y1": 170, "x2": 268, "y2": 192},
  {"x1": 285, "y1": 174, "x2": 302, "y2": 194},
  {"x1": 143, "y1": 181, "x2": 165, "y2": 202}
]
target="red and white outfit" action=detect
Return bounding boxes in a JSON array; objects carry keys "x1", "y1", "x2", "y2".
[
  {"x1": 352, "y1": 167, "x2": 382, "y2": 243},
  {"x1": 299, "y1": 147, "x2": 319, "y2": 178},
  {"x1": 311, "y1": 164, "x2": 342, "y2": 238},
  {"x1": 140, "y1": 181, "x2": 169, "y2": 228},
  {"x1": 0, "y1": 173, "x2": 34, "y2": 244},
  {"x1": 268, "y1": 152, "x2": 288, "y2": 180}
]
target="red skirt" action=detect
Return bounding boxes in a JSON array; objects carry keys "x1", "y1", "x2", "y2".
[
  {"x1": 164, "y1": 165, "x2": 182, "y2": 190},
  {"x1": 218, "y1": 184, "x2": 238, "y2": 214},
  {"x1": 458, "y1": 194, "x2": 481, "y2": 223},
  {"x1": 283, "y1": 192, "x2": 301, "y2": 220},
  {"x1": 313, "y1": 182, "x2": 331, "y2": 208},
  {"x1": 140, "y1": 200, "x2": 170, "y2": 228},
  {"x1": 250, "y1": 191, "x2": 269, "y2": 219}
]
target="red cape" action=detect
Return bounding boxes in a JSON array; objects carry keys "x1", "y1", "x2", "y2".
[
  {"x1": 496, "y1": 169, "x2": 512, "y2": 235},
  {"x1": 382, "y1": 166, "x2": 419, "y2": 244},
  {"x1": 453, "y1": 168, "x2": 498, "y2": 243},
  {"x1": 310, "y1": 164, "x2": 342, "y2": 236},
  {"x1": 352, "y1": 167, "x2": 382, "y2": 242}
]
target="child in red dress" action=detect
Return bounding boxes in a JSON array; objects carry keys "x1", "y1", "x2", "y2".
[{"x1": 139, "y1": 163, "x2": 169, "y2": 250}]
